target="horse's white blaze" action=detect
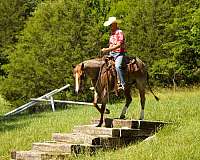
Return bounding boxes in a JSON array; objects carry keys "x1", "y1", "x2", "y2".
[{"x1": 75, "y1": 72, "x2": 79, "y2": 93}]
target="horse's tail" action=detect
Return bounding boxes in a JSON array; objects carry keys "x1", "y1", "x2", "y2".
[{"x1": 147, "y1": 72, "x2": 159, "y2": 101}]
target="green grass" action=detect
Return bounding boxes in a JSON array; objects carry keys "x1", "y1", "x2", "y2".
[{"x1": 0, "y1": 88, "x2": 200, "y2": 160}]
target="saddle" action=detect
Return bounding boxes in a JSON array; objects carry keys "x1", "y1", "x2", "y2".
[
  {"x1": 103, "y1": 55, "x2": 139, "y2": 72},
  {"x1": 102, "y1": 55, "x2": 139, "y2": 95}
]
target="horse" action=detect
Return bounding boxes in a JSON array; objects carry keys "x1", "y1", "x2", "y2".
[{"x1": 73, "y1": 56, "x2": 159, "y2": 127}]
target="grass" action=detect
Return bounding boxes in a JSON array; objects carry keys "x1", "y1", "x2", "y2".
[{"x1": 0, "y1": 87, "x2": 200, "y2": 160}]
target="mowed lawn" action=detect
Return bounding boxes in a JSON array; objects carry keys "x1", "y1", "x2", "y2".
[{"x1": 0, "y1": 88, "x2": 200, "y2": 160}]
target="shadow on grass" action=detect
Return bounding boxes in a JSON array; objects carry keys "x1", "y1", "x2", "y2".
[
  {"x1": 0, "y1": 112, "x2": 45, "y2": 133},
  {"x1": 0, "y1": 121, "x2": 28, "y2": 132},
  {"x1": 0, "y1": 102, "x2": 94, "y2": 133}
]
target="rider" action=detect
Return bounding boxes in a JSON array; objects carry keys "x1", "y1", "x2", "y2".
[{"x1": 101, "y1": 17, "x2": 127, "y2": 90}]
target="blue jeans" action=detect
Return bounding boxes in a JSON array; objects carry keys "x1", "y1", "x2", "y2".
[{"x1": 109, "y1": 52, "x2": 126, "y2": 88}]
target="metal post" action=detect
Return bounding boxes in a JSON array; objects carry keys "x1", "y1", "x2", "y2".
[
  {"x1": 50, "y1": 96, "x2": 55, "y2": 112},
  {"x1": 4, "y1": 84, "x2": 70, "y2": 116}
]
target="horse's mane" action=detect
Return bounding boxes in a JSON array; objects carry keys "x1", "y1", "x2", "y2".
[{"x1": 81, "y1": 57, "x2": 105, "y2": 68}]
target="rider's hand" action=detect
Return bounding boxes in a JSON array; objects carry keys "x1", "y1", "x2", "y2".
[{"x1": 101, "y1": 48, "x2": 108, "y2": 53}]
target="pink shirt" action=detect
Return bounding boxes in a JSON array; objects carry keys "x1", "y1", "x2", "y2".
[{"x1": 109, "y1": 29, "x2": 126, "y2": 53}]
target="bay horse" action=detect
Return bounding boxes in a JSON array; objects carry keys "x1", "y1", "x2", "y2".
[{"x1": 73, "y1": 56, "x2": 159, "y2": 127}]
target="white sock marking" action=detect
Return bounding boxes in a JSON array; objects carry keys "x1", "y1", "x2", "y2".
[{"x1": 140, "y1": 109, "x2": 144, "y2": 120}]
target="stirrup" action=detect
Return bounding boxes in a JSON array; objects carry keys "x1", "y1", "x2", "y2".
[{"x1": 117, "y1": 84, "x2": 125, "y2": 90}]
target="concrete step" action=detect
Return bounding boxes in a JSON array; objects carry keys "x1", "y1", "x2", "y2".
[
  {"x1": 73, "y1": 125, "x2": 153, "y2": 138},
  {"x1": 32, "y1": 141, "x2": 101, "y2": 155},
  {"x1": 11, "y1": 150, "x2": 70, "y2": 160}
]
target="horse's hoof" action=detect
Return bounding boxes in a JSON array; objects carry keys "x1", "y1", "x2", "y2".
[
  {"x1": 120, "y1": 115, "x2": 125, "y2": 119},
  {"x1": 96, "y1": 123, "x2": 102, "y2": 127},
  {"x1": 105, "y1": 109, "x2": 110, "y2": 114}
]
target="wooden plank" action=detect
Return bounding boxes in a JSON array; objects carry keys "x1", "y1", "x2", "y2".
[
  {"x1": 93, "y1": 118, "x2": 170, "y2": 131},
  {"x1": 52, "y1": 133, "x2": 100, "y2": 144},
  {"x1": 32, "y1": 142, "x2": 101, "y2": 155},
  {"x1": 73, "y1": 125, "x2": 120, "y2": 137},
  {"x1": 52, "y1": 132, "x2": 147, "y2": 149},
  {"x1": 73, "y1": 125, "x2": 152, "y2": 138},
  {"x1": 104, "y1": 118, "x2": 133, "y2": 128},
  {"x1": 119, "y1": 128, "x2": 153, "y2": 137},
  {"x1": 98, "y1": 137, "x2": 122, "y2": 149},
  {"x1": 32, "y1": 142, "x2": 72, "y2": 153},
  {"x1": 11, "y1": 150, "x2": 70, "y2": 160},
  {"x1": 52, "y1": 133, "x2": 127, "y2": 148},
  {"x1": 136, "y1": 120, "x2": 170, "y2": 130}
]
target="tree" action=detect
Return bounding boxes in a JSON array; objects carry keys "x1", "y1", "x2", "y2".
[
  {"x1": 0, "y1": 0, "x2": 43, "y2": 76},
  {"x1": 1, "y1": 0, "x2": 112, "y2": 106},
  {"x1": 161, "y1": 0, "x2": 200, "y2": 84}
]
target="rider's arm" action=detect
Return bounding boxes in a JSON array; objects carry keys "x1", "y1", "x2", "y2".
[
  {"x1": 101, "y1": 30, "x2": 125, "y2": 54},
  {"x1": 101, "y1": 42, "x2": 121, "y2": 53}
]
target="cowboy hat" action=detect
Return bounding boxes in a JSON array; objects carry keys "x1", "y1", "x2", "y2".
[{"x1": 103, "y1": 17, "x2": 121, "y2": 26}]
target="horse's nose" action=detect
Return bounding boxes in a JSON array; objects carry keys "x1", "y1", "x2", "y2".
[
  {"x1": 75, "y1": 85, "x2": 79, "y2": 94},
  {"x1": 75, "y1": 89, "x2": 79, "y2": 94}
]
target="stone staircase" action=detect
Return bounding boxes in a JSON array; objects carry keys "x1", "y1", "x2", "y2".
[{"x1": 11, "y1": 118, "x2": 169, "y2": 160}]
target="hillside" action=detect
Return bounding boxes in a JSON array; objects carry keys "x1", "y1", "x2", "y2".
[{"x1": 0, "y1": 88, "x2": 200, "y2": 159}]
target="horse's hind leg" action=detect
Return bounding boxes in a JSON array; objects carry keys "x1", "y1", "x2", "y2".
[
  {"x1": 120, "y1": 86, "x2": 132, "y2": 119},
  {"x1": 137, "y1": 79, "x2": 146, "y2": 120}
]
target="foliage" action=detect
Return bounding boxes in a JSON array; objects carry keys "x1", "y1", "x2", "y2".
[
  {"x1": 0, "y1": 0, "x2": 43, "y2": 76},
  {"x1": 1, "y1": 0, "x2": 112, "y2": 106},
  {"x1": 0, "y1": 0, "x2": 200, "y2": 106},
  {"x1": 162, "y1": 1, "x2": 200, "y2": 84}
]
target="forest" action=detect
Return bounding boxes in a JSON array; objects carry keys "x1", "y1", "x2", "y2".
[{"x1": 0, "y1": 0, "x2": 199, "y2": 107}]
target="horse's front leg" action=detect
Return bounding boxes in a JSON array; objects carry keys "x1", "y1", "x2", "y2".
[
  {"x1": 120, "y1": 86, "x2": 132, "y2": 119},
  {"x1": 93, "y1": 90, "x2": 110, "y2": 114},
  {"x1": 97, "y1": 89, "x2": 107, "y2": 127},
  {"x1": 96, "y1": 103, "x2": 106, "y2": 127}
]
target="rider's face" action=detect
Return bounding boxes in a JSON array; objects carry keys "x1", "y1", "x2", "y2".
[{"x1": 111, "y1": 22, "x2": 117, "y2": 32}]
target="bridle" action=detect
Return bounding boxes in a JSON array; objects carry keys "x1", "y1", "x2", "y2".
[{"x1": 79, "y1": 70, "x2": 86, "y2": 82}]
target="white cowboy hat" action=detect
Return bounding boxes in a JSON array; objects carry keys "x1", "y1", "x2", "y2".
[{"x1": 103, "y1": 17, "x2": 121, "y2": 26}]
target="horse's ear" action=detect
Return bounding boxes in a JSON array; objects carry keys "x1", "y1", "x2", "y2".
[
  {"x1": 72, "y1": 64, "x2": 75, "y2": 68},
  {"x1": 81, "y1": 63, "x2": 84, "y2": 70}
]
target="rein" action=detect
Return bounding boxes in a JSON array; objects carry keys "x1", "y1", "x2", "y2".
[
  {"x1": 94, "y1": 59, "x2": 113, "y2": 104},
  {"x1": 105, "y1": 60, "x2": 110, "y2": 104}
]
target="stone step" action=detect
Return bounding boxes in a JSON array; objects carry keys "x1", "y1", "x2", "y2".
[
  {"x1": 11, "y1": 150, "x2": 70, "y2": 160},
  {"x1": 93, "y1": 118, "x2": 169, "y2": 130},
  {"x1": 32, "y1": 142, "x2": 101, "y2": 155},
  {"x1": 73, "y1": 125, "x2": 153, "y2": 138}
]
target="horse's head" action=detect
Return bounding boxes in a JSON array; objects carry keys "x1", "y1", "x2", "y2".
[{"x1": 73, "y1": 63, "x2": 86, "y2": 94}]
